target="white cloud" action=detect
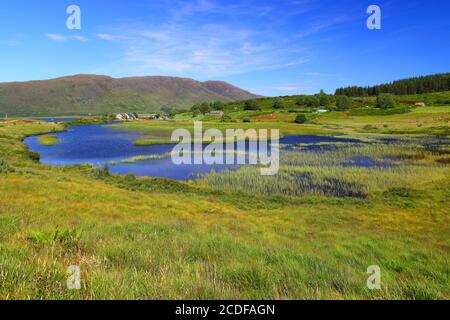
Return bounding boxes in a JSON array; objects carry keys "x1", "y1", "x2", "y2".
[
  {"x1": 98, "y1": 22, "x2": 309, "y2": 78},
  {"x1": 45, "y1": 34, "x2": 67, "y2": 41},
  {"x1": 73, "y1": 35, "x2": 88, "y2": 42},
  {"x1": 90, "y1": 0, "x2": 345, "y2": 78},
  {"x1": 97, "y1": 33, "x2": 118, "y2": 41},
  {"x1": 295, "y1": 16, "x2": 349, "y2": 39}
]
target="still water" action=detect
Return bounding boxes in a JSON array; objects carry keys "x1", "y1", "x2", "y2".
[{"x1": 24, "y1": 123, "x2": 361, "y2": 181}]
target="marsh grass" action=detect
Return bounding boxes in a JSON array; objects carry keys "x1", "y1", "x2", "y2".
[{"x1": 201, "y1": 138, "x2": 450, "y2": 199}]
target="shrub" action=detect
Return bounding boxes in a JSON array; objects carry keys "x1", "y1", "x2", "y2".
[
  {"x1": 221, "y1": 114, "x2": 232, "y2": 122},
  {"x1": 335, "y1": 95, "x2": 353, "y2": 111},
  {"x1": 294, "y1": 114, "x2": 308, "y2": 124},
  {"x1": 92, "y1": 164, "x2": 110, "y2": 179},
  {"x1": 377, "y1": 93, "x2": 396, "y2": 109},
  {"x1": 362, "y1": 125, "x2": 378, "y2": 131},
  {"x1": 243, "y1": 118, "x2": 251, "y2": 123},
  {"x1": 28, "y1": 151, "x2": 40, "y2": 162}
]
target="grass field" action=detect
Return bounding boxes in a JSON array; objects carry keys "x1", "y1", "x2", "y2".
[{"x1": 0, "y1": 105, "x2": 449, "y2": 299}]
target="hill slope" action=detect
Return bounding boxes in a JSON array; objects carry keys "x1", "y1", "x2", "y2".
[{"x1": 0, "y1": 75, "x2": 259, "y2": 116}]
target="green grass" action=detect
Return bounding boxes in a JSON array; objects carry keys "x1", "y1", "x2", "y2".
[
  {"x1": 0, "y1": 106, "x2": 449, "y2": 300},
  {"x1": 37, "y1": 134, "x2": 59, "y2": 146}
]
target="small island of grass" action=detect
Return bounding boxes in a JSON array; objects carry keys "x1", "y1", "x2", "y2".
[
  {"x1": 133, "y1": 138, "x2": 173, "y2": 146},
  {"x1": 37, "y1": 134, "x2": 59, "y2": 146}
]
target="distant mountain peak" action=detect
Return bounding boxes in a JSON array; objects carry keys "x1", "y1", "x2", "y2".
[{"x1": 0, "y1": 75, "x2": 259, "y2": 116}]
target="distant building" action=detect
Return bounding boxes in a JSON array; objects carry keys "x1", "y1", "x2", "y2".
[
  {"x1": 209, "y1": 110, "x2": 224, "y2": 116},
  {"x1": 116, "y1": 113, "x2": 137, "y2": 120},
  {"x1": 315, "y1": 109, "x2": 329, "y2": 114},
  {"x1": 400, "y1": 101, "x2": 426, "y2": 106}
]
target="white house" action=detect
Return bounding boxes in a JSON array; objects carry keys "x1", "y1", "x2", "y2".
[
  {"x1": 209, "y1": 110, "x2": 224, "y2": 117},
  {"x1": 116, "y1": 113, "x2": 137, "y2": 120}
]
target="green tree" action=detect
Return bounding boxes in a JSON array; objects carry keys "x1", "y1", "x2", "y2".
[
  {"x1": 199, "y1": 102, "x2": 212, "y2": 114},
  {"x1": 244, "y1": 100, "x2": 260, "y2": 111},
  {"x1": 376, "y1": 94, "x2": 396, "y2": 109},
  {"x1": 273, "y1": 99, "x2": 285, "y2": 109},
  {"x1": 316, "y1": 90, "x2": 333, "y2": 106},
  {"x1": 296, "y1": 95, "x2": 308, "y2": 106},
  {"x1": 211, "y1": 101, "x2": 225, "y2": 110},
  {"x1": 191, "y1": 102, "x2": 212, "y2": 114},
  {"x1": 305, "y1": 96, "x2": 320, "y2": 107},
  {"x1": 335, "y1": 95, "x2": 353, "y2": 111},
  {"x1": 294, "y1": 114, "x2": 307, "y2": 124},
  {"x1": 191, "y1": 103, "x2": 201, "y2": 113},
  {"x1": 335, "y1": 73, "x2": 450, "y2": 96},
  {"x1": 160, "y1": 106, "x2": 172, "y2": 115}
]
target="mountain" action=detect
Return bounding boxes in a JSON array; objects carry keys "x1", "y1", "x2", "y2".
[{"x1": 0, "y1": 74, "x2": 260, "y2": 116}]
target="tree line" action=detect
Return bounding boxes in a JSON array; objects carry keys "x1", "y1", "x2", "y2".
[{"x1": 335, "y1": 73, "x2": 450, "y2": 97}]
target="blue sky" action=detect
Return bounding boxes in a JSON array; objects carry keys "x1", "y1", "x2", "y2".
[{"x1": 0, "y1": 0, "x2": 449, "y2": 96}]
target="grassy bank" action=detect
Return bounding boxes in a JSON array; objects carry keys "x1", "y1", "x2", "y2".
[{"x1": 0, "y1": 115, "x2": 449, "y2": 299}]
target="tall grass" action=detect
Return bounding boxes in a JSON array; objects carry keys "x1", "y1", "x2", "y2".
[{"x1": 0, "y1": 159, "x2": 13, "y2": 174}]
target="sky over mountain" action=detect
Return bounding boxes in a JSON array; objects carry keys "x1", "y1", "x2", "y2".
[{"x1": 1, "y1": 0, "x2": 449, "y2": 96}]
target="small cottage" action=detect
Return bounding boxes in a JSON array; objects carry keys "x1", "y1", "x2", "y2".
[
  {"x1": 209, "y1": 110, "x2": 225, "y2": 117},
  {"x1": 116, "y1": 113, "x2": 137, "y2": 120}
]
